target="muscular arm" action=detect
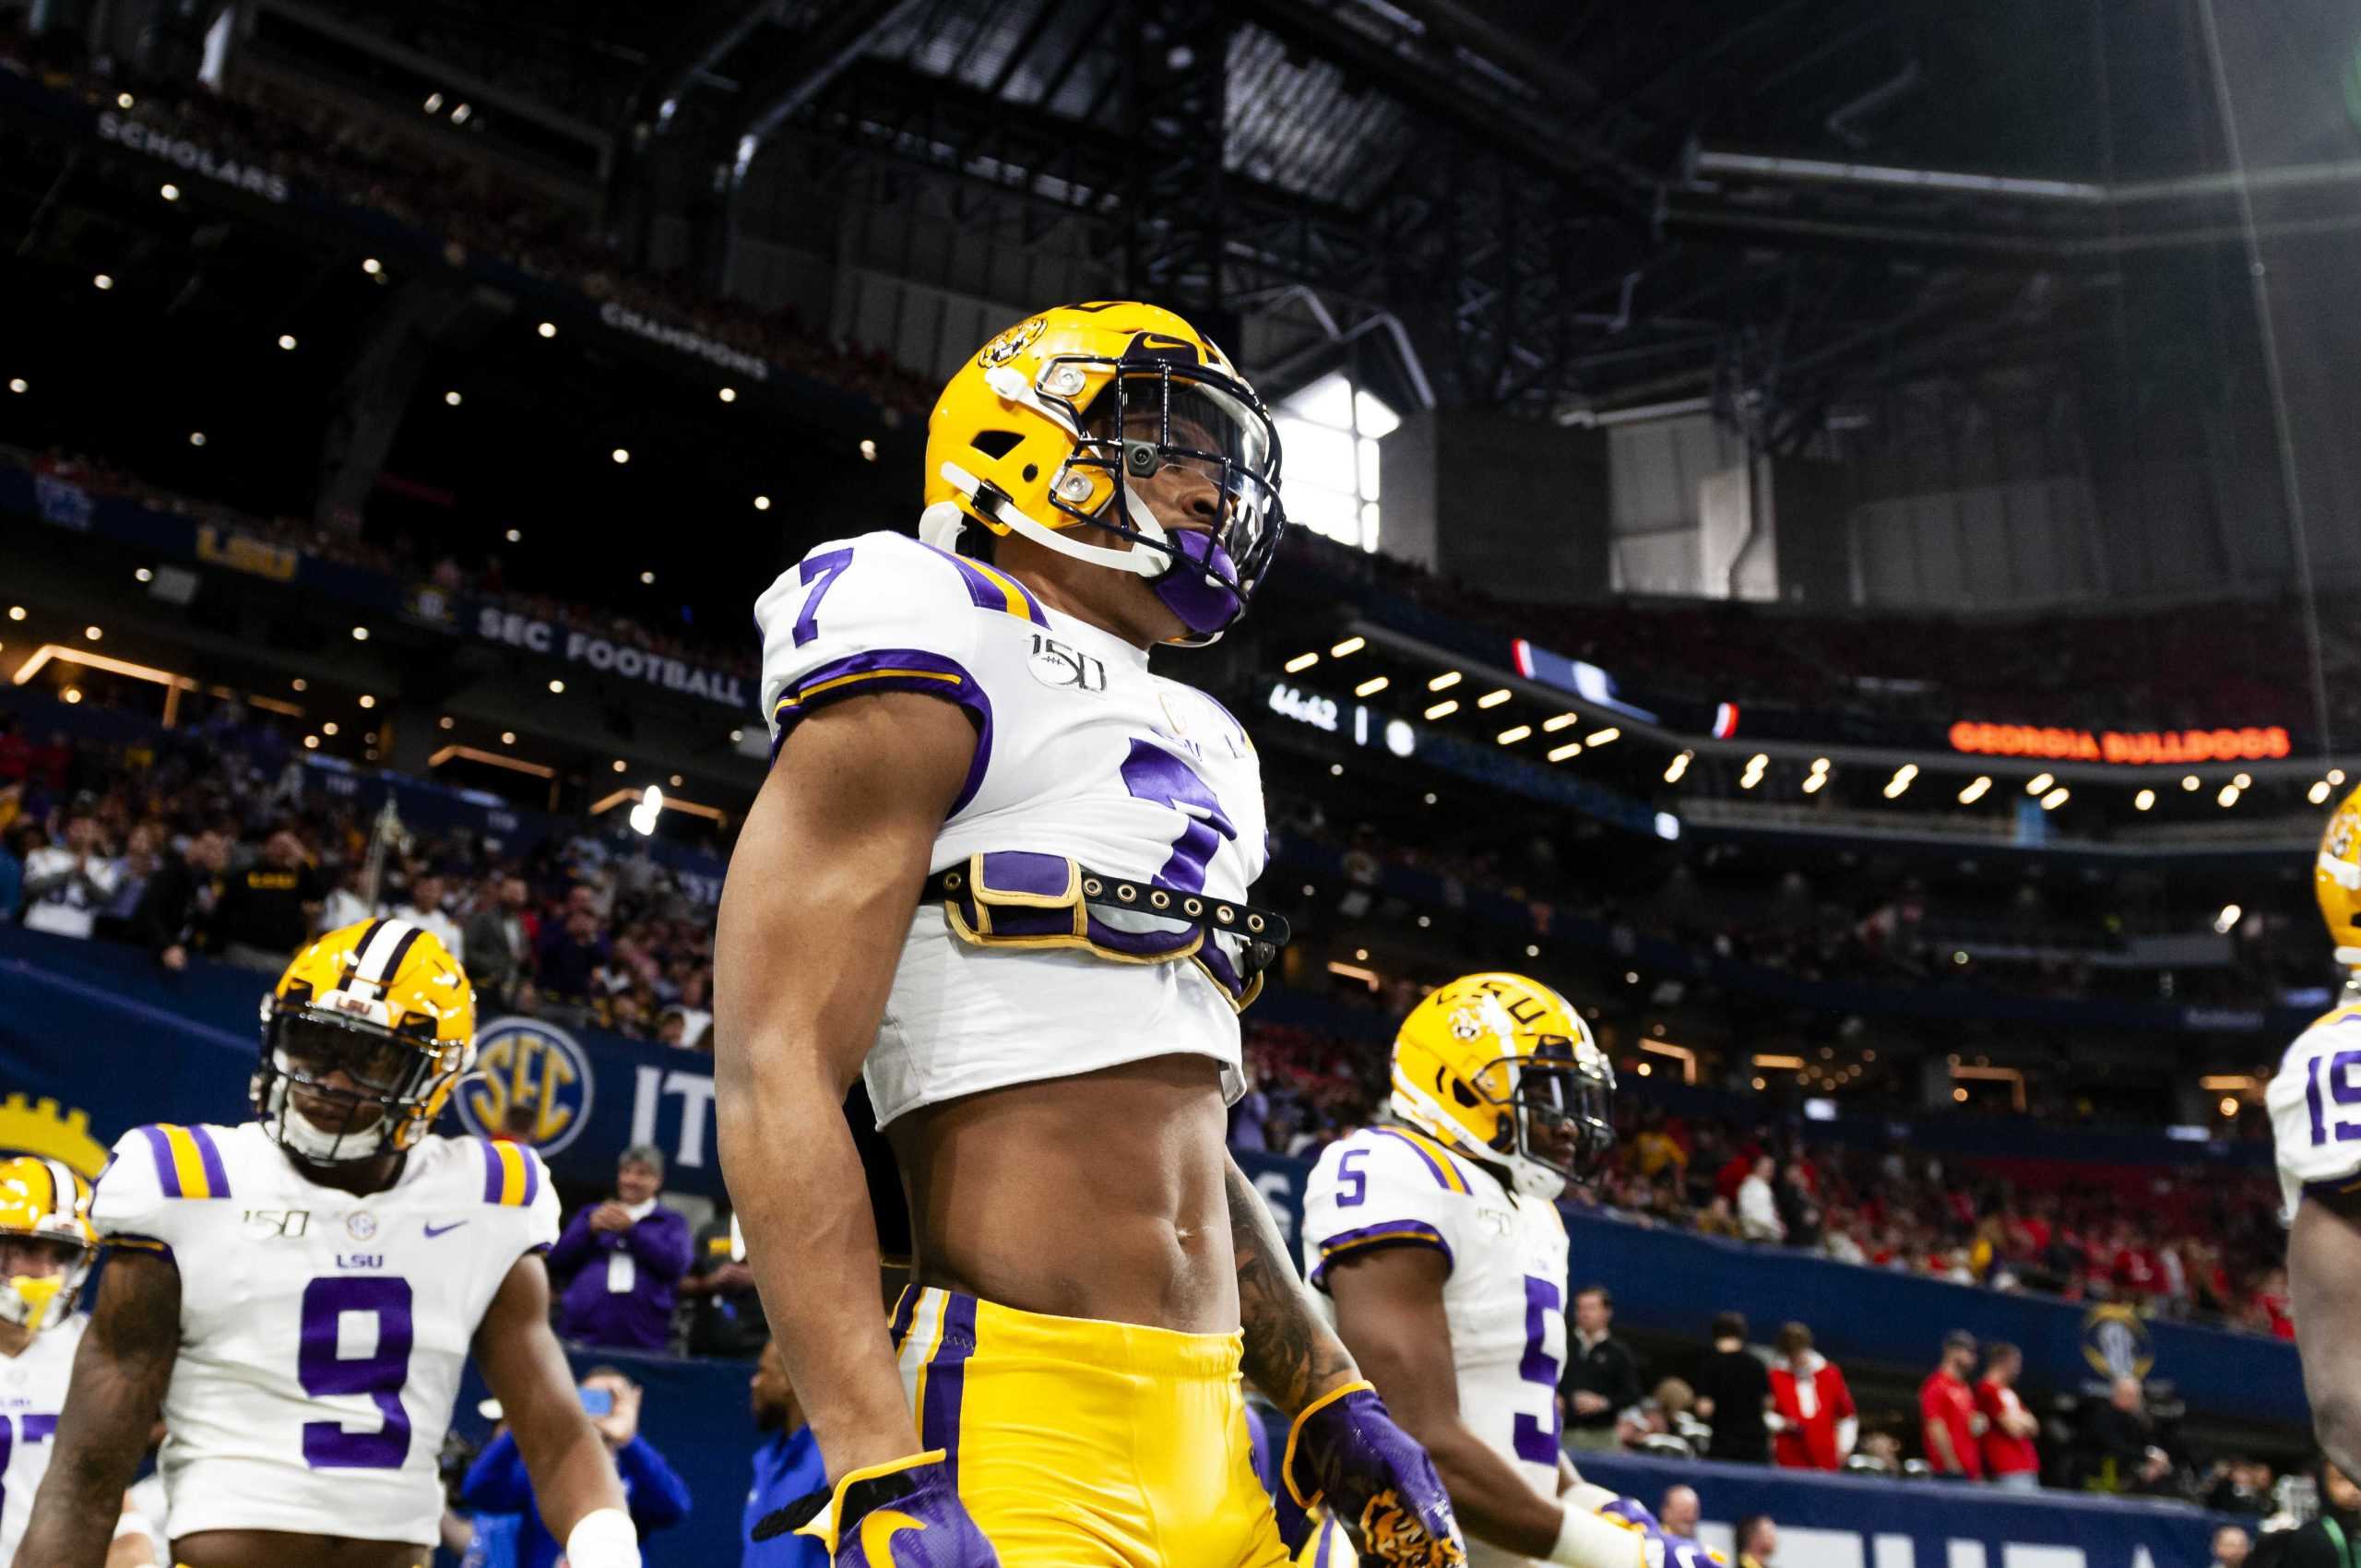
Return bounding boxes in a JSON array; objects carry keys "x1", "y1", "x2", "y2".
[
  {"x1": 471, "y1": 1254, "x2": 626, "y2": 1540},
  {"x1": 2292, "y1": 1186, "x2": 2361, "y2": 1476},
  {"x1": 1328, "y1": 1245, "x2": 1579, "y2": 1557},
  {"x1": 1225, "y1": 1156, "x2": 1358, "y2": 1415},
  {"x1": 715, "y1": 692, "x2": 973, "y2": 1483},
  {"x1": 18, "y1": 1253, "x2": 180, "y2": 1568}
]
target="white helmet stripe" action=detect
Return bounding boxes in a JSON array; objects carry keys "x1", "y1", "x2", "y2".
[
  {"x1": 352, "y1": 918, "x2": 420, "y2": 987},
  {"x1": 2322, "y1": 850, "x2": 2361, "y2": 892},
  {"x1": 38, "y1": 1159, "x2": 78, "y2": 1220}
]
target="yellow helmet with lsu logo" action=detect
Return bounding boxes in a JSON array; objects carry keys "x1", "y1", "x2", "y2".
[
  {"x1": 1390, "y1": 972, "x2": 1616, "y2": 1201},
  {"x1": 918, "y1": 301, "x2": 1287, "y2": 646},
  {"x1": 2319, "y1": 781, "x2": 2361, "y2": 971},
  {"x1": 255, "y1": 918, "x2": 475, "y2": 1163},
  {"x1": 0, "y1": 1156, "x2": 96, "y2": 1333}
]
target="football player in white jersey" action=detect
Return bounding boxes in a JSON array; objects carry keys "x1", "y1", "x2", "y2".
[
  {"x1": 2273, "y1": 784, "x2": 2361, "y2": 1477},
  {"x1": 18, "y1": 918, "x2": 638, "y2": 1568},
  {"x1": 717, "y1": 302, "x2": 1462, "y2": 1567},
  {"x1": 0, "y1": 1155, "x2": 99, "y2": 1566},
  {"x1": 1298, "y1": 974, "x2": 1712, "y2": 1568}
]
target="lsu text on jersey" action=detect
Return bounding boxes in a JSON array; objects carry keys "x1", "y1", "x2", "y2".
[{"x1": 89, "y1": 1121, "x2": 555, "y2": 1546}]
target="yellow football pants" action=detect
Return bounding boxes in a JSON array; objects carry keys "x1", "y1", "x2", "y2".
[{"x1": 891, "y1": 1285, "x2": 1294, "y2": 1567}]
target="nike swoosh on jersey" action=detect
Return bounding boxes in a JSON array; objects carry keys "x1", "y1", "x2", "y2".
[{"x1": 423, "y1": 1220, "x2": 469, "y2": 1239}]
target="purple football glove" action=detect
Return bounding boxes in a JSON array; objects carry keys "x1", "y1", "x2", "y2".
[
  {"x1": 762, "y1": 1451, "x2": 1000, "y2": 1566},
  {"x1": 1284, "y1": 1381, "x2": 1467, "y2": 1567},
  {"x1": 1599, "y1": 1497, "x2": 1726, "y2": 1568}
]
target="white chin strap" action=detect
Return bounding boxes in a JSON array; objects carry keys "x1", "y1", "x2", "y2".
[{"x1": 932, "y1": 461, "x2": 1171, "y2": 578}]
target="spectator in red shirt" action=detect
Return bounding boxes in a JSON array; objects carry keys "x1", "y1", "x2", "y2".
[
  {"x1": 1975, "y1": 1342, "x2": 2041, "y2": 1491},
  {"x1": 1767, "y1": 1322, "x2": 1856, "y2": 1470},
  {"x1": 1920, "y1": 1331, "x2": 1986, "y2": 1480}
]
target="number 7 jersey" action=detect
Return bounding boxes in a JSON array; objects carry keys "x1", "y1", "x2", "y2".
[
  {"x1": 755, "y1": 530, "x2": 1270, "y2": 1126},
  {"x1": 88, "y1": 1122, "x2": 557, "y2": 1546}
]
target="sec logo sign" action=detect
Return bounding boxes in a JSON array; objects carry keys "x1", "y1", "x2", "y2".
[{"x1": 457, "y1": 1018, "x2": 596, "y2": 1155}]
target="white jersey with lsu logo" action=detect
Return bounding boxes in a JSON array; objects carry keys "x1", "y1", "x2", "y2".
[
  {"x1": 89, "y1": 1121, "x2": 555, "y2": 1545},
  {"x1": 2268, "y1": 997, "x2": 2361, "y2": 1218},
  {"x1": 1299, "y1": 1123, "x2": 1571, "y2": 1568},
  {"x1": 0, "y1": 1308, "x2": 85, "y2": 1564},
  {"x1": 754, "y1": 529, "x2": 1269, "y2": 1123}
]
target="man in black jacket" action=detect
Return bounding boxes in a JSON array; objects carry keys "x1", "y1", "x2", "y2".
[
  {"x1": 130, "y1": 824, "x2": 228, "y2": 971},
  {"x1": 1560, "y1": 1283, "x2": 1643, "y2": 1453},
  {"x1": 1693, "y1": 1311, "x2": 1773, "y2": 1463}
]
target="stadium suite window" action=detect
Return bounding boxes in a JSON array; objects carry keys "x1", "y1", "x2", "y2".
[{"x1": 1275, "y1": 372, "x2": 1397, "y2": 552}]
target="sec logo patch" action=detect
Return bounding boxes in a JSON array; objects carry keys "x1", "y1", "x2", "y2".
[{"x1": 457, "y1": 1018, "x2": 596, "y2": 1156}]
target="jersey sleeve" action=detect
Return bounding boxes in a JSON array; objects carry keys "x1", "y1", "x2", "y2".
[
  {"x1": 1299, "y1": 1127, "x2": 1470, "y2": 1290},
  {"x1": 472, "y1": 1140, "x2": 561, "y2": 1256},
  {"x1": 2270, "y1": 1012, "x2": 2361, "y2": 1205},
  {"x1": 755, "y1": 532, "x2": 1028, "y2": 778},
  {"x1": 89, "y1": 1123, "x2": 233, "y2": 1260}
]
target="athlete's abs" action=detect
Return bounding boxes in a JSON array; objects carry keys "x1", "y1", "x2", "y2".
[
  {"x1": 174, "y1": 1528, "x2": 429, "y2": 1568},
  {"x1": 888, "y1": 1054, "x2": 1238, "y2": 1332}
]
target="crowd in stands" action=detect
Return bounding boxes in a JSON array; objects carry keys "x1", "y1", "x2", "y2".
[{"x1": 0, "y1": 707, "x2": 723, "y2": 1048}]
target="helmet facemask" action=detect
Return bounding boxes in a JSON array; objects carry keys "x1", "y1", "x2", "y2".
[
  {"x1": 1467, "y1": 1037, "x2": 1617, "y2": 1201},
  {"x1": 1002, "y1": 353, "x2": 1286, "y2": 645},
  {"x1": 0, "y1": 1231, "x2": 93, "y2": 1334},
  {"x1": 254, "y1": 1010, "x2": 448, "y2": 1165}
]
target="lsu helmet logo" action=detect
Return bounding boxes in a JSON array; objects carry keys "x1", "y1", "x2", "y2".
[
  {"x1": 456, "y1": 1018, "x2": 596, "y2": 1155},
  {"x1": 975, "y1": 314, "x2": 1047, "y2": 369},
  {"x1": 2081, "y1": 1302, "x2": 2155, "y2": 1380}
]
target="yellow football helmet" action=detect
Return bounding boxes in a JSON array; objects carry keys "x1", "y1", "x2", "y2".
[
  {"x1": 918, "y1": 301, "x2": 1287, "y2": 645},
  {"x1": 0, "y1": 1156, "x2": 96, "y2": 1333},
  {"x1": 255, "y1": 917, "x2": 475, "y2": 1163},
  {"x1": 2320, "y1": 782, "x2": 2361, "y2": 973},
  {"x1": 1391, "y1": 972, "x2": 1615, "y2": 1201}
]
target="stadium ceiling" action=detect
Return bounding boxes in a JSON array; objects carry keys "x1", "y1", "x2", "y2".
[{"x1": 330, "y1": 0, "x2": 2322, "y2": 437}]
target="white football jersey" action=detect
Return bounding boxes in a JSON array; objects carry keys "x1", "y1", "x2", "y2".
[
  {"x1": 755, "y1": 529, "x2": 1270, "y2": 1125},
  {"x1": 1300, "y1": 1123, "x2": 1569, "y2": 1568},
  {"x1": 89, "y1": 1122, "x2": 557, "y2": 1546},
  {"x1": 0, "y1": 1310, "x2": 85, "y2": 1565},
  {"x1": 2269, "y1": 998, "x2": 2361, "y2": 1218}
]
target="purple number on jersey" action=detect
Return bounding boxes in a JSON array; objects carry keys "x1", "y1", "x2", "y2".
[
  {"x1": 1119, "y1": 739, "x2": 1238, "y2": 894},
  {"x1": 0, "y1": 1414, "x2": 53, "y2": 1519},
  {"x1": 1336, "y1": 1147, "x2": 1370, "y2": 1208},
  {"x1": 790, "y1": 548, "x2": 855, "y2": 648},
  {"x1": 298, "y1": 1276, "x2": 414, "y2": 1469},
  {"x1": 1513, "y1": 1275, "x2": 1563, "y2": 1466}
]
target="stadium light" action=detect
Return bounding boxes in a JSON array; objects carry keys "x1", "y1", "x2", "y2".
[
  {"x1": 160, "y1": 184, "x2": 180, "y2": 202},
  {"x1": 1882, "y1": 763, "x2": 1917, "y2": 799},
  {"x1": 718, "y1": 387, "x2": 736, "y2": 403},
  {"x1": 1355, "y1": 676, "x2": 1388, "y2": 697},
  {"x1": 1586, "y1": 728, "x2": 1620, "y2": 746},
  {"x1": 2233, "y1": 772, "x2": 2252, "y2": 790},
  {"x1": 548, "y1": 680, "x2": 564, "y2": 695},
  {"x1": 423, "y1": 92, "x2": 444, "y2": 113},
  {"x1": 358, "y1": 695, "x2": 374, "y2": 708},
  {"x1": 362, "y1": 258, "x2": 382, "y2": 276},
  {"x1": 611, "y1": 448, "x2": 630, "y2": 464},
  {"x1": 6, "y1": 379, "x2": 22, "y2": 394},
  {"x1": 60, "y1": 688, "x2": 80, "y2": 705},
  {"x1": 1525, "y1": 944, "x2": 1540, "y2": 958},
  {"x1": 612, "y1": 759, "x2": 627, "y2": 772},
  {"x1": 1542, "y1": 713, "x2": 1579, "y2": 732},
  {"x1": 82, "y1": 625, "x2": 101, "y2": 641},
  {"x1": 2217, "y1": 783, "x2": 2240, "y2": 807},
  {"x1": 2220, "y1": 1097, "x2": 2239, "y2": 1119},
  {"x1": 2313, "y1": 780, "x2": 2335, "y2": 804},
  {"x1": 1428, "y1": 671, "x2": 1462, "y2": 692},
  {"x1": 291, "y1": 678, "x2": 306, "y2": 691},
  {"x1": 277, "y1": 335, "x2": 297, "y2": 350},
  {"x1": 1547, "y1": 741, "x2": 1582, "y2": 762},
  {"x1": 92, "y1": 274, "x2": 113, "y2": 291},
  {"x1": 640, "y1": 571, "x2": 657, "y2": 586},
  {"x1": 1477, "y1": 689, "x2": 1511, "y2": 709},
  {"x1": 2025, "y1": 773, "x2": 2054, "y2": 795},
  {"x1": 4, "y1": 607, "x2": 18, "y2": 621},
  {"x1": 2333, "y1": 769, "x2": 2349, "y2": 786},
  {"x1": 2135, "y1": 789, "x2": 2155, "y2": 811},
  {"x1": 116, "y1": 93, "x2": 133, "y2": 109},
  {"x1": 134, "y1": 568, "x2": 150, "y2": 583},
  {"x1": 451, "y1": 104, "x2": 471, "y2": 124},
  {"x1": 1958, "y1": 776, "x2": 1992, "y2": 804},
  {"x1": 2040, "y1": 787, "x2": 2069, "y2": 810},
  {"x1": 1497, "y1": 725, "x2": 1531, "y2": 745},
  {"x1": 860, "y1": 439, "x2": 879, "y2": 462},
  {"x1": 1330, "y1": 636, "x2": 1365, "y2": 658},
  {"x1": 502, "y1": 731, "x2": 516, "y2": 744},
  {"x1": 303, "y1": 734, "x2": 317, "y2": 749},
  {"x1": 1664, "y1": 751, "x2": 1691, "y2": 784},
  {"x1": 1802, "y1": 772, "x2": 1827, "y2": 795},
  {"x1": 2181, "y1": 774, "x2": 2201, "y2": 791},
  {"x1": 188, "y1": 432, "x2": 206, "y2": 446},
  {"x1": 753, "y1": 496, "x2": 771, "y2": 511},
  {"x1": 1740, "y1": 754, "x2": 1768, "y2": 790},
  {"x1": 445, "y1": 390, "x2": 462, "y2": 407},
  {"x1": 2215, "y1": 903, "x2": 2243, "y2": 933},
  {"x1": 505, "y1": 529, "x2": 522, "y2": 542},
  {"x1": 350, "y1": 625, "x2": 369, "y2": 641},
  {"x1": 538, "y1": 322, "x2": 557, "y2": 339},
  {"x1": 322, "y1": 722, "x2": 338, "y2": 737},
  {"x1": 439, "y1": 717, "x2": 453, "y2": 730}
]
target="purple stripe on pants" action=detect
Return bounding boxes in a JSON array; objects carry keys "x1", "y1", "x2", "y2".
[{"x1": 920, "y1": 1294, "x2": 979, "y2": 1489}]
